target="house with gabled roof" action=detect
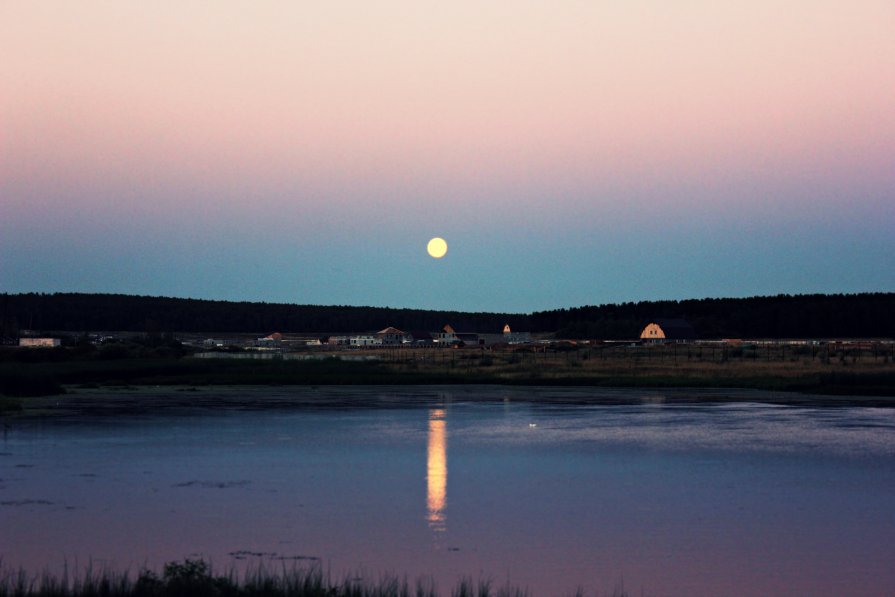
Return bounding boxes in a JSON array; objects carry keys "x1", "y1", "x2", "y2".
[
  {"x1": 377, "y1": 326, "x2": 408, "y2": 345},
  {"x1": 435, "y1": 324, "x2": 457, "y2": 345},
  {"x1": 434, "y1": 324, "x2": 482, "y2": 347},
  {"x1": 640, "y1": 319, "x2": 697, "y2": 343}
]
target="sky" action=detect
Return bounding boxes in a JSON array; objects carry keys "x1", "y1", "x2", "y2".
[{"x1": 2, "y1": 1, "x2": 893, "y2": 313}]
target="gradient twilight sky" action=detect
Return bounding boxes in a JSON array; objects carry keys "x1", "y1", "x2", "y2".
[{"x1": 2, "y1": 2, "x2": 893, "y2": 313}]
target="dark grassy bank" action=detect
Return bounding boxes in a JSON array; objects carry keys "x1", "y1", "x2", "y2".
[
  {"x1": 0, "y1": 356, "x2": 497, "y2": 393},
  {"x1": 6, "y1": 355, "x2": 895, "y2": 400},
  {"x1": 0, "y1": 560, "x2": 620, "y2": 597},
  {"x1": 3, "y1": 342, "x2": 895, "y2": 401}
]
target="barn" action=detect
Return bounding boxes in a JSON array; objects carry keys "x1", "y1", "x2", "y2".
[{"x1": 640, "y1": 319, "x2": 697, "y2": 343}]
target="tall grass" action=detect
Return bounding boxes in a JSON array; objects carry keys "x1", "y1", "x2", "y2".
[{"x1": 0, "y1": 560, "x2": 628, "y2": 597}]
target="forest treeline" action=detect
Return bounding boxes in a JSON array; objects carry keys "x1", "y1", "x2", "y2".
[{"x1": 1, "y1": 292, "x2": 893, "y2": 339}]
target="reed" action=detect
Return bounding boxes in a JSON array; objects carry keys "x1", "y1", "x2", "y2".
[{"x1": 0, "y1": 560, "x2": 619, "y2": 597}]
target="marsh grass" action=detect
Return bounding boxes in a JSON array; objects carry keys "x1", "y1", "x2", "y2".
[
  {"x1": 0, "y1": 395, "x2": 24, "y2": 413},
  {"x1": 0, "y1": 560, "x2": 623, "y2": 597}
]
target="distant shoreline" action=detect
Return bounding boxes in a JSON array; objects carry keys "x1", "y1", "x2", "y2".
[{"x1": 3, "y1": 343, "x2": 895, "y2": 414}]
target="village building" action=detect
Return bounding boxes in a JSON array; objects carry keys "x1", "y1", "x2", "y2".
[
  {"x1": 18, "y1": 337, "x2": 61, "y2": 348},
  {"x1": 640, "y1": 319, "x2": 697, "y2": 343},
  {"x1": 455, "y1": 332, "x2": 481, "y2": 346},
  {"x1": 327, "y1": 335, "x2": 351, "y2": 346},
  {"x1": 203, "y1": 337, "x2": 240, "y2": 348},
  {"x1": 434, "y1": 324, "x2": 480, "y2": 346},
  {"x1": 502, "y1": 324, "x2": 532, "y2": 344},
  {"x1": 350, "y1": 335, "x2": 382, "y2": 347},
  {"x1": 255, "y1": 332, "x2": 283, "y2": 348},
  {"x1": 407, "y1": 330, "x2": 434, "y2": 346},
  {"x1": 435, "y1": 325, "x2": 458, "y2": 345},
  {"x1": 376, "y1": 326, "x2": 408, "y2": 345}
]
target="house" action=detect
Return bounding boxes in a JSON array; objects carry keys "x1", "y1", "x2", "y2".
[
  {"x1": 327, "y1": 335, "x2": 351, "y2": 346},
  {"x1": 435, "y1": 325, "x2": 458, "y2": 345},
  {"x1": 407, "y1": 330, "x2": 434, "y2": 346},
  {"x1": 19, "y1": 337, "x2": 61, "y2": 348},
  {"x1": 350, "y1": 335, "x2": 382, "y2": 347},
  {"x1": 640, "y1": 319, "x2": 697, "y2": 343},
  {"x1": 455, "y1": 333, "x2": 481, "y2": 346},
  {"x1": 433, "y1": 325, "x2": 480, "y2": 346},
  {"x1": 377, "y1": 327, "x2": 407, "y2": 345},
  {"x1": 503, "y1": 324, "x2": 531, "y2": 344},
  {"x1": 255, "y1": 332, "x2": 283, "y2": 348}
]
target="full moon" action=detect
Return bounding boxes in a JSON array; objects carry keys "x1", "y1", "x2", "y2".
[{"x1": 427, "y1": 237, "x2": 448, "y2": 259}]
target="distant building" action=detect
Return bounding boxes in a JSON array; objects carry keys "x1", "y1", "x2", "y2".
[
  {"x1": 376, "y1": 327, "x2": 407, "y2": 345},
  {"x1": 255, "y1": 332, "x2": 283, "y2": 348},
  {"x1": 19, "y1": 337, "x2": 61, "y2": 348},
  {"x1": 503, "y1": 324, "x2": 531, "y2": 344},
  {"x1": 327, "y1": 335, "x2": 351, "y2": 346},
  {"x1": 407, "y1": 330, "x2": 434, "y2": 346},
  {"x1": 640, "y1": 319, "x2": 697, "y2": 343},
  {"x1": 455, "y1": 332, "x2": 481, "y2": 346},
  {"x1": 350, "y1": 335, "x2": 382, "y2": 347},
  {"x1": 435, "y1": 325, "x2": 458, "y2": 345},
  {"x1": 203, "y1": 338, "x2": 240, "y2": 348},
  {"x1": 434, "y1": 325, "x2": 481, "y2": 346}
]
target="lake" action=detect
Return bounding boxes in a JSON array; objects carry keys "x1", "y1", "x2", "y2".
[{"x1": 2, "y1": 386, "x2": 894, "y2": 596}]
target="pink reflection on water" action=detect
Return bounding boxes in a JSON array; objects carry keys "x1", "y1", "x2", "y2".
[{"x1": 426, "y1": 409, "x2": 447, "y2": 534}]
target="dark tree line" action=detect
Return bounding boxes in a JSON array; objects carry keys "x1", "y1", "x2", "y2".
[
  {"x1": 1, "y1": 292, "x2": 893, "y2": 339},
  {"x1": 0, "y1": 293, "x2": 528, "y2": 336},
  {"x1": 538, "y1": 293, "x2": 895, "y2": 339}
]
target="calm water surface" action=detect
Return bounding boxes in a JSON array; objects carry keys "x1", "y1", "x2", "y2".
[{"x1": 2, "y1": 387, "x2": 894, "y2": 596}]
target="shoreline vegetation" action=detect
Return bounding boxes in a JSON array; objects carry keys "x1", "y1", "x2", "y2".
[
  {"x1": 2, "y1": 341, "x2": 895, "y2": 411},
  {"x1": 0, "y1": 559, "x2": 621, "y2": 597}
]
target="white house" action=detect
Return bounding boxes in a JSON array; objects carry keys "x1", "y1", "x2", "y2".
[
  {"x1": 350, "y1": 335, "x2": 382, "y2": 347},
  {"x1": 376, "y1": 327, "x2": 408, "y2": 346},
  {"x1": 435, "y1": 325, "x2": 458, "y2": 345}
]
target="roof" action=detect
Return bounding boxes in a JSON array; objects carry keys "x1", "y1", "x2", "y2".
[
  {"x1": 408, "y1": 330, "x2": 433, "y2": 340},
  {"x1": 377, "y1": 326, "x2": 405, "y2": 335},
  {"x1": 647, "y1": 318, "x2": 697, "y2": 339}
]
